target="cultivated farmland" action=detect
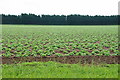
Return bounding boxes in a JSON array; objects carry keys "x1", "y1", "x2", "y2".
[
  {"x1": 1, "y1": 25, "x2": 119, "y2": 64},
  {"x1": 2, "y1": 25, "x2": 119, "y2": 56},
  {"x1": 1, "y1": 25, "x2": 119, "y2": 78}
]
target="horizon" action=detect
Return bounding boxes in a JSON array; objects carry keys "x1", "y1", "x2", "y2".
[{"x1": 1, "y1": 13, "x2": 119, "y2": 16}]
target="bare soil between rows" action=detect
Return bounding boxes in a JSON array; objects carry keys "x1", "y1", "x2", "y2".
[{"x1": 2, "y1": 56, "x2": 120, "y2": 64}]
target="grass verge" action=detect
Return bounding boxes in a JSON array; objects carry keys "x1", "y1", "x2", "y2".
[{"x1": 2, "y1": 61, "x2": 118, "y2": 78}]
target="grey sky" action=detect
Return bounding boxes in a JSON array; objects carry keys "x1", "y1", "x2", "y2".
[{"x1": 0, "y1": 0, "x2": 119, "y2": 15}]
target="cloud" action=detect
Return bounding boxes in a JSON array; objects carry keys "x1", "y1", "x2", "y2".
[{"x1": 0, "y1": 0, "x2": 119, "y2": 15}]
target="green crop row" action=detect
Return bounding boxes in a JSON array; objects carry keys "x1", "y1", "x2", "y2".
[{"x1": 1, "y1": 25, "x2": 119, "y2": 57}]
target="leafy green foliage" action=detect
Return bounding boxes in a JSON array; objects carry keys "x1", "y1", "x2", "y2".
[{"x1": 2, "y1": 25, "x2": 118, "y2": 57}]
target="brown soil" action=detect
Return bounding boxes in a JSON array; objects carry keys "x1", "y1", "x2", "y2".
[
  {"x1": 1, "y1": 50, "x2": 6, "y2": 54},
  {"x1": 2, "y1": 56, "x2": 119, "y2": 64},
  {"x1": 75, "y1": 49, "x2": 80, "y2": 52},
  {"x1": 103, "y1": 47, "x2": 109, "y2": 49},
  {"x1": 94, "y1": 41, "x2": 100, "y2": 44},
  {"x1": 54, "y1": 50, "x2": 63, "y2": 53},
  {"x1": 87, "y1": 50, "x2": 92, "y2": 53},
  {"x1": 10, "y1": 50, "x2": 15, "y2": 53}
]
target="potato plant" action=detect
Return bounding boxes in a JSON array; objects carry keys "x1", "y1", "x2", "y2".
[{"x1": 1, "y1": 25, "x2": 119, "y2": 57}]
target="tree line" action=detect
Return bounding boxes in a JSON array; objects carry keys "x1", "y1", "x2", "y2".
[{"x1": 1, "y1": 13, "x2": 119, "y2": 25}]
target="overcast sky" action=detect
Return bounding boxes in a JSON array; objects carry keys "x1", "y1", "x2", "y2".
[{"x1": 0, "y1": 0, "x2": 119, "y2": 15}]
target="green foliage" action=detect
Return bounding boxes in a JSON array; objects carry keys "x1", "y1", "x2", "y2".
[
  {"x1": 55, "y1": 53, "x2": 63, "y2": 57},
  {"x1": 2, "y1": 14, "x2": 118, "y2": 25},
  {"x1": 68, "y1": 52, "x2": 74, "y2": 56},
  {"x1": 41, "y1": 54, "x2": 47, "y2": 57},
  {"x1": 2, "y1": 62, "x2": 118, "y2": 78},
  {"x1": 2, "y1": 25, "x2": 118, "y2": 57}
]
